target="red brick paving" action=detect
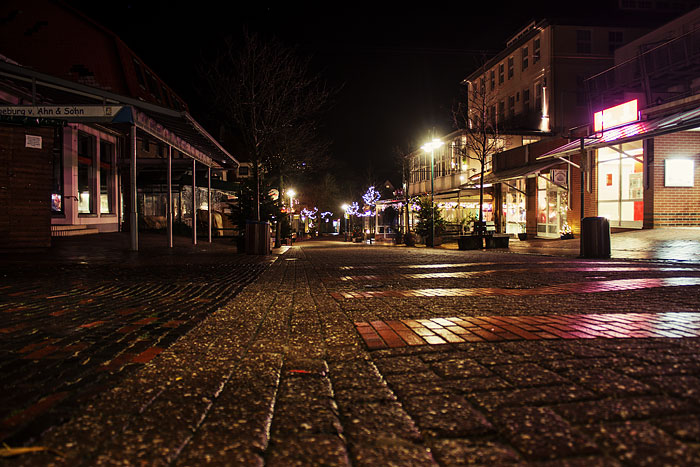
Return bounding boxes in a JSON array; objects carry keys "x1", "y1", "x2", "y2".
[
  {"x1": 355, "y1": 312, "x2": 700, "y2": 349},
  {"x1": 330, "y1": 277, "x2": 700, "y2": 300}
]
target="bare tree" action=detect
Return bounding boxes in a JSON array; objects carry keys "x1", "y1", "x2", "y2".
[
  {"x1": 453, "y1": 72, "x2": 501, "y2": 232},
  {"x1": 202, "y1": 32, "x2": 332, "y2": 229},
  {"x1": 393, "y1": 144, "x2": 414, "y2": 245}
]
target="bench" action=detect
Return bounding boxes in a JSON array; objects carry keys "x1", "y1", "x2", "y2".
[{"x1": 458, "y1": 221, "x2": 510, "y2": 249}]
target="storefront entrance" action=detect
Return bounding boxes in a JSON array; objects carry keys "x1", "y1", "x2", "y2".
[{"x1": 537, "y1": 175, "x2": 568, "y2": 238}]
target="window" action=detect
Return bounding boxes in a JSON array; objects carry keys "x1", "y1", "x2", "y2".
[
  {"x1": 576, "y1": 76, "x2": 587, "y2": 106},
  {"x1": 144, "y1": 70, "x2": 161, "y2": 103},
  {"x1": 100, "y1": 141, "x2": 115, "y2": 214},
  {"x1": 132, "y1": 58, "x2": 146, "y2": 89},
  {"x1": 508, "y1": 95, "x2": 515, "y2": 117},
  {"x1": 142, "y1": 136, "x2": 150, "y2": 152},
  {"x1": 609, "y1": 31, "x2": 623, "y2": 54},
  {"x1": 239, "y1": 165, "x2": 249, "y2": 176},
  {"x1": 490, "y1": 70, "x2": 495, "y2": 90},
  {"x1": 533, "y1": 37, "x2": 541, "y2": 63},
  {"x1": 522, "y1": 46, "x2": 528, "y2": 71},
  {"x1": 77, "y1": 132, "x2": 96, "y2": 214},
  {"x1": 507, "y1": 57, "x2": 514, "y2": 79},
  {"x1": 498, "y1": 63, "x2": 504, "y2": 84},
  {"x1": 523, "y1": 88, "x2": 530, "y2": 111},
  {"x1": 480, "y1": 77, "x2": 485, "y2": 95},
  {"x1": 577, "y1": 30, "x2": 592, "y2": 54},
  {"x1": 535, "y1": 82, "x2": 543, "y2": 110},
  {"x1": 490, "y1": 105, "x2": 496, "y2": 124},
  {"x1": 498, "y1": 100, "x2": 505, "y2": 122}
]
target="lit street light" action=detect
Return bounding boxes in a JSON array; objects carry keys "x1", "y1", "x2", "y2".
[
  {"x1": 421, "y1": 138, "x2": 443, "y2": 247},
  {"x1": 286, "y1": 188, "x2": 296, "y2": 240}
]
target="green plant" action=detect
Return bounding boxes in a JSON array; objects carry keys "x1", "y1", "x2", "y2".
[{"x1": 415, "y1": 196, "x2": 446, "y2": 246}]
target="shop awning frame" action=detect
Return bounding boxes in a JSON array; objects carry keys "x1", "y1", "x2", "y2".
[
  {"x1": 0, "y1": 60, "x2": 237, "y2": 169},
  {"x1": 537, "y1": 105, "x2": 700, "y2": 161}
]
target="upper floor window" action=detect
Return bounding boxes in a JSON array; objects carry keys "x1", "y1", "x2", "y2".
[
  {"x1": 577, "y1": 30, "x2": 592, "y2": 54},
  {"x1": 608, "y1": 31, "x2": 623, "y2": 54},
  {"x1": 533, "y1": 37, "x2": 541, "y2": 63},
  {"x1": 498, "y1": 63, "x2": 504, "y2": 84},
  {"x1": 132, "y1": 58, "x2": 146, "y2": 89},
  {"x1": 490, "y1": 70, "x2": 495, "y2": 90},
  {"x1": 535, "y1": 82, "x2": 543, "y2": 110},
  {"x1": 522, "y1": 46, "x2": 529, "y2": 71},
  {"x1": 508, "y1": 95, "x2": 515, "y2": 117},
  {"x1": 507, "y1": 57, "x2": 514, "y2": 79},
  {"x1": 523, "y1": 88, "x2": 530, "y2": 111}
]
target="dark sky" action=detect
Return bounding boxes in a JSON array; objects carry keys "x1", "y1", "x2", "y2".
[{"x1": 65, "y1": 0, "x2": 666, "y2": 185}]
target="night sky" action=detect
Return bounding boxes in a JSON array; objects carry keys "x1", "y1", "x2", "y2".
[{"x1": 66, "y1": 0, "x2": 650, "y2": 186}]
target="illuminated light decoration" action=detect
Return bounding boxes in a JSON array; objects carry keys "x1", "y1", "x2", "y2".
[
  {"x1": 346, "y1": 202, "x2": 360, "y2": 216},
  {"x1": 362, "y1": 186, "x2": 381, "y2": 207},
  {"x1": 594, "y1": 99, "x2": 638, "y2": 132}
]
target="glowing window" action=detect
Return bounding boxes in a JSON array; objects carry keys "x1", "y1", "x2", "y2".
[{"x1": 665, "y1": 159, "x2": 695, "y2": 187}]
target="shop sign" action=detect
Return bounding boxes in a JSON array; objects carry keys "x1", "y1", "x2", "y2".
[
  {"x1": 551, "y1": 169, "x2": 567, "y2": 186},
  {"x1": 0, "y1": 105, "x2": 123, "y2": 119},
  {"x1": 594, "y1": 100, "x2": 638, "y2": 132}
]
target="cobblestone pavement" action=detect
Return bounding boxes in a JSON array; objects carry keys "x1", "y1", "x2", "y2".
[
  {"x1": 0, "y1": 233, "x2": 273, "y2": 447},
  {"x1": 7, "y1": 239, "x2": 700, "y2": 466}
]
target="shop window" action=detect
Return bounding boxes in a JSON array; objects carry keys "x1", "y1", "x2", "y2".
[
  {"x1": 597, "y1": 141, "x2": 644, "y2": 228},
  {"x1": 504, "y1": 178, "x2": 526, "y2": 235},
  {"x1": 533, "y1": 37, "x2": 541, "y2": 63},
  {"x1": 51, "y1": 129, "x2": 63, "y2": 214},
  {"x1": 100, "y1": 141, "x2": 115, "y2": 214},
  {"x1": 78, "y1": 132, "x2": 96, "y2": 214},
  {"x1": 576, "y1": 30, "x2": 592, "y2": 54},
  {"x1": 522, "y1": 46, "x2": 528, "y2": 71}
]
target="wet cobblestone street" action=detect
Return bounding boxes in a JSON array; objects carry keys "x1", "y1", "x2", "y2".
[{"x1": 4, "y1": 237, "x2": 700, "y2": 465}]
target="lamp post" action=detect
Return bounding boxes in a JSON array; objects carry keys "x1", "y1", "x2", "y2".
[
  {"x1": 341, "y1": 203, "x2": 349, "y2": 241},
  {"x1": 286, "y1": 188, "x2": 296, "y2": 241},
  {"x1": 421, "y1": 138, "x2": 444, "y2": 247}
]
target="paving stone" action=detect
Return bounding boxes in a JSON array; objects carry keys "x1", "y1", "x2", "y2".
[
  {"x1": 493, "y1": 406, "x2": 599, "y2": 460},
  {"x1": 562, "y1": 368, "x2": 654, "y2": 397},
  {"x1": 373, "y1": 355, "x2": 431, "y2": 374},
  {"x1": 339, "y1": 401, "x2": 423, "y2": 443},
  {"x1": 468, "y1": 384, "x2": 596, "y2": 412},
  {"x1": 441, "y1": 376, "x2": 512, "y2": 393},
  {"x1": 654, "y1": 414, "x2": 700, "y2": 442},
  {"x1": 553, "y1": 396, "x2": 696, "y2": 424},
  {"x1": 265, "y1": 434, "x2": 350, "y2": 467},
  {"x1": 402, "y1": 393, "x2": 493, "y2": 437},
  {"x1": 490, "y1": 362, "x2": 567, "y2": 387},
  {"x1": 585, "y1": 421, "x2": 700, "y2": 466},
  {"x1": 349, "y1": 438, "x2": 437, "y2": 467},
  {"x1": 430, "y1": 439, "x2": 522, "y2": 466},
  {"x1": 643, "y1": 374, "x2": 700, "y2": 399},
  {"x1": 429, "y1": 357, "x2": 493, "y2": 379}
]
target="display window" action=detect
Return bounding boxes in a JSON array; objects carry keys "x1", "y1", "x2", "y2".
[
  {"x1": 596, "y1": 141, "x2": 643, "y2": 228},
  {"x1": 503, "y1": 179, "x2": 526, "y2": 234},
  {"x1": 537, "y1": 175, "x2": 568, "y2": 237},
  {"x1": 77, "y1": 132, "x2": 96, "y2": 214}
]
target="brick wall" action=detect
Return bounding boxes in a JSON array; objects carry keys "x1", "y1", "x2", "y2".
[
  {"x1": 0, "y1": 125, "x2": 54, "y2": 249},
  {"x1": 651, "y1": 131, "x2": 700, "y2": 227}
]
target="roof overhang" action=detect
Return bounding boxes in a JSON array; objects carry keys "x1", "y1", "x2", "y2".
[
  {"x1": 0, "y1": 60, "x2": 237, "y2": 169},
  {"x1": 537, "y1": 105, "x2": 700, "y2": 161}
]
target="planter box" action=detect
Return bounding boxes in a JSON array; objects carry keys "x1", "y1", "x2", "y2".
[
  {"x1": 517, "y1": 233, "x2": 528, "y2": 241},
  {"x1": 458, "y1": 235, "x2": 483, "y2": 250},
  {"x1": 485, "y1": 235, "x2": 510, "y2": 249}
]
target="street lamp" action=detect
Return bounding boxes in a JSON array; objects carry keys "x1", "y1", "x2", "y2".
[
  {"x1": 341, "y1": 203, "x2": 349, "y2": 241},
  {"x1": 421, "y1": 138, "x2": 444, "y2": 247},
  {"x1": 286, "y1": 188, "x2": 296, "y2": 240}
]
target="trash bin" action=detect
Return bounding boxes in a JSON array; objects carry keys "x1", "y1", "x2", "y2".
[
  {"x1": 581, "y1": 217, "x2": 610, "y2": 258},
  {"x1": 245, "y1": 220, "x2": 271, "y2": 255}
]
